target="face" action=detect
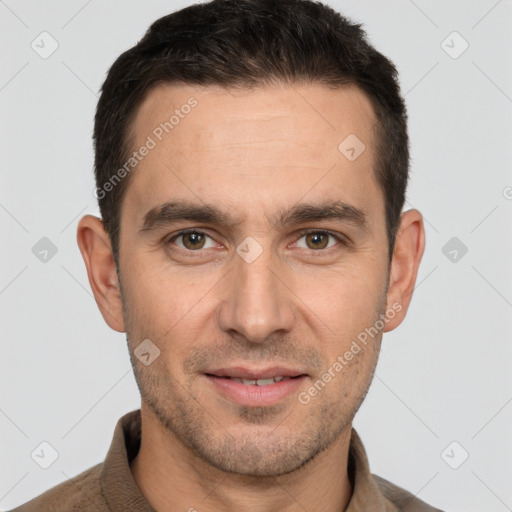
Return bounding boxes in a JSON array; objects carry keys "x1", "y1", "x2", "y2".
[{"x1": 112, "y1": 82, "x2": 394, "y2": 477}]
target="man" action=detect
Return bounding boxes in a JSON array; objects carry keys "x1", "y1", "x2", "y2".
[{"x1": 11, "y1": 0, "x2": 444, "y2": 510}]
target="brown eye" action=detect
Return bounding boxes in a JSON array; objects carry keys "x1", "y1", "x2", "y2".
[
  {"x1": 294, "y1": 230, "x2": 344, "y2": 252},
  {"x1": 181, "y1": 231, "x2": 206, "y2": 250},
  {"x1": 304, "y1": 232, "x2": 330, "y2": 250},
  {"x1": 168, "y1": 230, "x2": 217, "y2": 251}
]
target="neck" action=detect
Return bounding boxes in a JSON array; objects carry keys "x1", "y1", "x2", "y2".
[{"x1": 130, "y1": 403, "x2": 353, "y2": 512}]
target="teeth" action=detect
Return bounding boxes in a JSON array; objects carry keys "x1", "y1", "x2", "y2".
[
  {"x1": 229, "y1": 376, "x2": 292, "y2": 386},
  {"x1": 255, "y1": 378, "x2": 275, "y2": 386}
]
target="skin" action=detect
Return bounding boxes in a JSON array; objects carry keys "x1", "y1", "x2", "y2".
[{"x1": 77, "y1": 82, "x2": 425, "y2": 512}]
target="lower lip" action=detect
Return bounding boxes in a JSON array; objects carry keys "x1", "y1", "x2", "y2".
[{"x1": 204, "y1": 375, "x2": 307, "y2": 406}]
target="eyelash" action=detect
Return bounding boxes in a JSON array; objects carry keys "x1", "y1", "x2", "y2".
[{"x1": 165, "y1": 228, "x2": 348, "y2": 257}]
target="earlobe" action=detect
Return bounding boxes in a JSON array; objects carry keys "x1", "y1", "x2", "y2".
[
  {"x1": 384, "y1": 209, "x2": 426, "y2": 332},
  {"x1": 76, "y1": 215, "x2": 126, "y2": 333}
]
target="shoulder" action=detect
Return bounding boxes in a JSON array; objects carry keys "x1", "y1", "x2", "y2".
[
  {"x1": 8, "y1": 462, "x2": 108, "y2": 512},
  {"x1": 373, "y1": 474, "x2": 445, "y2": 512}
]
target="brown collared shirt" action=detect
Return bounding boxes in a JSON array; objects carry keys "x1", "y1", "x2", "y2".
[{"x1": 10, "y1": 409, "x2": 444, "y2": 511}]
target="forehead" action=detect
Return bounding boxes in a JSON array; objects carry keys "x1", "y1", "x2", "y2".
[
  {"x1": 123, "y1": 82, "x2": 382, "y2": 228},
  {"x1": 132, "y1": 81, "x2": 376, "y2": 151}
]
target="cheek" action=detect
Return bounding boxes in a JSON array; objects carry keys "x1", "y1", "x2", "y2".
[
  {"x1": 297, "y1": 260, "x2": 385, "y2": 329},
  {"x1": 121, "y1": 260, "x2": 219, "y2": 351},
  {"x1": 297, "y1": 274, "x2": 385, "y2": 376},
  {"x1": 124, "y1": 253, "x2": 206, "y2": 312}
]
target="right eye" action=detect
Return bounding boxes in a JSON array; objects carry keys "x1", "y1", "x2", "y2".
[{"x1": 166, "y1": 229, "x2": 219, "y2": 252}]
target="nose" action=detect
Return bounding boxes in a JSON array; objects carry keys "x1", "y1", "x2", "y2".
[{"x1": 217, "y1": 245, "x2": 295, "y2": 344}]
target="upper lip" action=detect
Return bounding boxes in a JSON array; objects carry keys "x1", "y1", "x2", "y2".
[{"x1": 205, "y1": 366, "x2": 307, "y2": 380}]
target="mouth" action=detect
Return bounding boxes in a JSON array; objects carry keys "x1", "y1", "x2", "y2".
[
  {"x1": 205, "y1": 365, "x2": 307, "y2": 382},
  {"x1": 203, "y1": 366, "x2": 308, "y2": 406},
  {"x1": 205, "y1": 374, "x2": 303, "y2": 386}
]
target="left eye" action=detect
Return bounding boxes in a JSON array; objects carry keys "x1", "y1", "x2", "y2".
[{"x1": 295, "y1": 231, "x2": 340, "y2": 250}]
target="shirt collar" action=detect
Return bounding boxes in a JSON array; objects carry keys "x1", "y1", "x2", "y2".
[
  {"x1": 344, "y1": 428, "x2": 397, "y2": 511},
  {"x1": 100, "y1": 409, "x2": 395, "y2": 512},
  {"x1": 100, "y1": 409, "x2": 155, "y2": 512}
]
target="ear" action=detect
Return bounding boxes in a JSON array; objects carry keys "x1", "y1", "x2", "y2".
[
  {"x1": 76, "y1": 215, "x2": 126, "y2": 332},
  {"x1": 384, "y1": 209, "x2": 425, "y2": 332}
]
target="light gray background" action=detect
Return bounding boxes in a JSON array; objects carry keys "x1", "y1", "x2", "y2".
[{"x1": 1, "y1": 1, "x2": 511, "y2": 511}]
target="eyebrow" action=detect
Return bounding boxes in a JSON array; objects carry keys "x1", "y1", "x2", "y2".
[{"x1": 139, "y1": 199, "x2": 368, "y2": 233}]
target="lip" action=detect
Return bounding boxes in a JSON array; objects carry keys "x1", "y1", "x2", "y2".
[
  {"x1": 205, "y1": 366, "x2": 306, "y2": 380},
  {"x1": 204, "y1": 373, "x2": 308, "y2": 407}
]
